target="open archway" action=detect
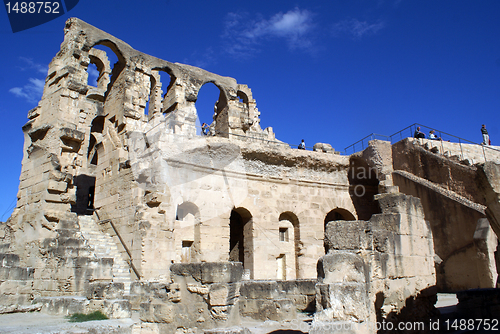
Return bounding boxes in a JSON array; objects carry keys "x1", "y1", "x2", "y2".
[{"x1": 196, "y1": 82, "x2": 223, "y2": 135}]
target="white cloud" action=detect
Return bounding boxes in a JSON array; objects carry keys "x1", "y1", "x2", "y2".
[
  {"x1": 9, "y1": 78, "x2": 44, "y2": 103},
  {"x1": 19, "y1": 57, "x2": 47, "y2": 75},
  {"x1": 223, "y1": 8, "x2": 315, "y2": 58},
  {"x1": 332, "y1": 19, "x2": 385, "y2": 38}
]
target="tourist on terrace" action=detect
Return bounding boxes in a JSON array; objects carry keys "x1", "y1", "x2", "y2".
[
  {"x1": 298, "y1": 139, "x2": 306, "y2": 150},
  {"x1": 429, "y1": 130, "x2": 442, "y2": 141},
  {"x1": 414, "y1": 127, "x2": 426, "y2": 139},
  {"x1": 481, "y1": 124, "x2": 489, "y2": 145}
]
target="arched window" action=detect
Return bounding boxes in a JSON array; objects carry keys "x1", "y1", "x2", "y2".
[{"x1": 152, "y1": 69, "x2": 174, "y2": 114}]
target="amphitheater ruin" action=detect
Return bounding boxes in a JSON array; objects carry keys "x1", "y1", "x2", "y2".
[{"x1": 1, "y1": 18, "x2": 500, "y2": 333}]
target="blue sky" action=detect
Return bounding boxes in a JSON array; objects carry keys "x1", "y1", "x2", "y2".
[{"x1": 1, "y1": 0, "x2": 500, "y2": 220}]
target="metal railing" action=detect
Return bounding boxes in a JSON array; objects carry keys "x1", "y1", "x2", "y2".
[
  {"x1": 343, "y1": 133, "x2": 391, "y2": 155},
  {"x1": 342, "y1": 123, "x2": 500, "y2": 162}
]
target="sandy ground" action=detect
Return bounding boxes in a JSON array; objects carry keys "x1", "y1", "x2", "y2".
[{"x1": 0, "y1": 312, "x2": 137, "y2": 334}]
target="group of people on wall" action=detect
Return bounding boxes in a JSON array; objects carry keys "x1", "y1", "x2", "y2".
[{"x1": 414, "y1": 125, "x2": 491, "y2": 146}]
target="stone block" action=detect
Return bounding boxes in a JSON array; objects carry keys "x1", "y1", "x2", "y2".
[
  {"x1": 201, "y1": 262, "x2": 244, "y2": 284},
  {"x1": 239, "y1": 281, "x2": 280, "y2": 300},
  {"x1": 102, "y1": 299, "x2": 132, "y2": 319},
  {"x1": 239, "y1": 298, "x2": 296, "y2": 321},
  {"x1": 317, "y1": 252, "x2": 366, "y2": 284},
  {"x1": 86, "y1": 282, "x2": 124, "y2": 300},
  {"x1": 324, "y1": 221, "x2": 372, "y2": 251},
  {"x1": 277, "y1": 279, "x2": 316, "y2": 296},
  {"x1": 204, "y1": 327, "x2": 252, "y2": 334},
  {"x1": 47, "y1": 180, "x2": 68, "y2": 193},
  {"x1": 0, "y1": 267, "x2": 34, "y2": 280},
  {"x1": 36, "y1": 296, "x2": 89, "y2": 315},
  {"x1": 0, "y1": 253, "x2": 20, "y2": 267},
  {"x1": 209, "y1": 283, "x2": 229, "y2": 306},
  {"x1": 170, "y1": 262, "x2": 243, "y2": 284},
  {"x1": 140, "y1": 301, "x2": 175, "y2": 323},
  {"x1": 315, "y1": 282, "x2": 369, "y2": 322},
  {"x1": 60, "y1": 127, "x2": 85, "y2": 142}
]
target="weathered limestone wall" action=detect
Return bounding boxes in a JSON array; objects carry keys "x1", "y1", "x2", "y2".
[
  {"x1": 393, "y1": 139, "x2": 485, "y2": 204},
  {"x1": 315, "y1": 192, "x2": 436, "y2": 328},
  {"x1": 2, "y1": 17, "x2": 356, "y2": 312},
  {"x1": 392, "y1": 138, "x2": 498, "y2": 291},
  {"x1": 126, "y1": 130, "x2": 353, "y2": 281},
  {"x1": 478, "y1": 162, "x2": 500, "y2": 239}
]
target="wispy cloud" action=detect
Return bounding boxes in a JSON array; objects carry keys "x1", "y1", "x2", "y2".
[
  {"x1": 332, "y1": 18, "x2": 385, "y2": 38},
  {"x1": 9, "y1": 78, "x2": 44, "y2": 103},
  {"x1": 223, "y1": 8, "x2": 315, "y2": 58},
  {"x1": 18, "y1": 57, "x2": 47, "y2": 75},
  {"x1": 9, "y1": 57, "x2": 48, "y2": 104}
]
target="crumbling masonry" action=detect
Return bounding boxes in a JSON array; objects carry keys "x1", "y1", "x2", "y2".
[{"x1": 1, "y1": 18, "x2": 499, "y2": 333}]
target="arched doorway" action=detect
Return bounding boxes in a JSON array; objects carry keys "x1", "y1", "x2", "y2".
[
  {"x1": 278, "y1": 212, "x2": 301, "y2": 279},
  {"x1": 229, "y1": 207, "x2": 253, "y2": 278},
  {"x1": 175, "y1": 202, "x2": 201, "y2": 263},
  {"x1": 324, "y1": 208, "x2": 356, "y2": 254}
]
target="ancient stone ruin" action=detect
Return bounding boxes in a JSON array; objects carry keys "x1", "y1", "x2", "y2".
[{"x1": 1, "y1": 18, "x2": 500, "y2": 333}]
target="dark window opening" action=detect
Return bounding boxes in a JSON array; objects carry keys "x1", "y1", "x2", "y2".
[
  {"x1": 71, "y1": 175, "x2": 96, "y2": 216},
  {"x1": 279, "y1": 227, "x2": 289, "y2": 242}
]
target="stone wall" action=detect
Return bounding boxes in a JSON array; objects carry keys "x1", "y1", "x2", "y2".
[
  {"x1": 314, "y1": 192, "x2": 436, "y2": 328},
  {"x1": 392, "y1": 139, "x2": 498, "y2": 291}
]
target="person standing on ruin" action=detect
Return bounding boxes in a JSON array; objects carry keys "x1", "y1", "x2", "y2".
[
  {"x1": 202, "y1": 123, "x2": 209, "y2": 136},
  {"x1": 481, "y1": 124, "x2": 489, "y2": 145},
  {"x1": 298, "y1": 139, "x2": 306, "y2": 149}
]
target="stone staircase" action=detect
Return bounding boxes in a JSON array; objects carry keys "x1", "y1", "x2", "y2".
[
  {"x1": 393, "y1": 170, "x2": 486, "y2": 214},
  {"x1": 77, "y1": 216, "x2": 132, "y2": 293}
]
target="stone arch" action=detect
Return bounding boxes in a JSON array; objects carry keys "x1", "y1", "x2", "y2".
[
  {"x1": 88, "y1": 49, "x2": 111, "y2": 90},
  {"x1": 175, "y1": 201, "x2": 201, "y2": 263},
  {"x1": 324, "y1": 208, "x2": 356, "y2": 224},
  {"x1": 229, "y1": 207, "x2": 254, "y2": 278},
  {"x1": 87, "y1": 116, "x2": 105, "y2": 165},
  {"x1": 324, "y1": 208, "x2": 356, "y2": 254},
  {"x1": 278, "y1": 211, "x2": 301, "y2": 279},
  {"x1": 90, "y1": 40, "x2": 126, "y2": 97},
  {"x1": 151, "y1": 67, "x2": 176, "y2": 114}
]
